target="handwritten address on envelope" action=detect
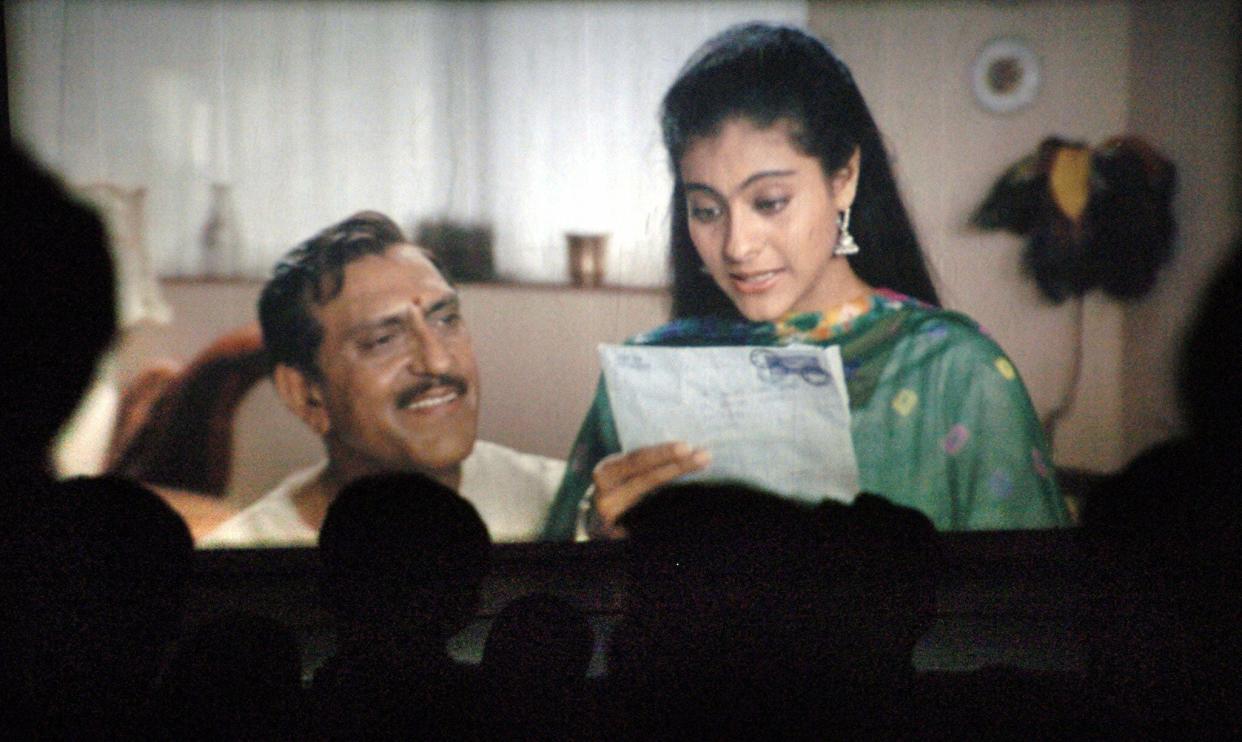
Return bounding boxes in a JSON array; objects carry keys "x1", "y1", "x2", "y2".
[{"x1": 598, "y1": 344, "x2": 859, "y2": 505}]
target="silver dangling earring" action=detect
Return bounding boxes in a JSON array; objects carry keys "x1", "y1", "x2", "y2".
[{"x1": 833, "y1": 207, "x2": 859, "y2": 256}]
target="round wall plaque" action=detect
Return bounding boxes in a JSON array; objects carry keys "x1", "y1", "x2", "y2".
[{"x1": 972, "y1": 37, "x2": 1042, "y2": 114}]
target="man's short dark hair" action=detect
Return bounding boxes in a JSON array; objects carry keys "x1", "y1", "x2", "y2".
[{"x1": 257, "y1": 211, "x2": 446, "y2": 378}]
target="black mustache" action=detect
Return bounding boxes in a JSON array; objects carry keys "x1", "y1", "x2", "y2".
[{"x1": 396, "y1": 375, "x2": 468, "y2": 408}]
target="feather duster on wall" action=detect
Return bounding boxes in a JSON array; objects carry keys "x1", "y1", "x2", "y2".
[
  {"x1": 972, "y1": 135, "x2": 1177, "y2": 303},
  {"x1": 971, "y1": 136, "x2": 1177, "y2": 457}
]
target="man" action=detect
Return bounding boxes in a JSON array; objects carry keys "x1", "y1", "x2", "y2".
[
  {"x1": 202, "y1": 212, "x2": 564, "y2": 546},
  {"x1": 1, "y1": 144, "x2": 116, "y2": 485},
  {"x1": 313, "y1": 471, "x2": 491, "y2": 737}
]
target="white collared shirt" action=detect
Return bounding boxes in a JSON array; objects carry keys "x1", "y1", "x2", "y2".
[{"x1": 200, "y1": 440, "x2": 565, "y2": 547}]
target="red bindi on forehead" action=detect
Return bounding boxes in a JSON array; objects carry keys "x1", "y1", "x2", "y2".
[{"x1": 325, "y1": 256, "x2": 456, "y2": 332}]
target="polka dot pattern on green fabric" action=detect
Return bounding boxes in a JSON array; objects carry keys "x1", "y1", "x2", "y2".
[
  {"x1": 541, "y1": 288, "x2": 1071, "y2": 538},
  {"x1": 891, "y1": 389, "x2": 918, "y2": 416}
]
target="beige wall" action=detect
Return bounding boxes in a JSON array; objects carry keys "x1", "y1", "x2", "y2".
[
  {"x1": 1121, "y1": 0, "x2": 1240, "y2": 457},
  {"x1": 462, "y1": 284, "x2": 670, "y2": 459}
]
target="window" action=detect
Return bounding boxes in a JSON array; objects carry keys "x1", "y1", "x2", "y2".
[{"x1": 8, "y1": 0, "x2": 806, "y2": 285}]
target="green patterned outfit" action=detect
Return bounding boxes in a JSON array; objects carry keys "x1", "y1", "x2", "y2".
[{"x1": 542, "y1": 289, "x2": 1070, "y2": 539}]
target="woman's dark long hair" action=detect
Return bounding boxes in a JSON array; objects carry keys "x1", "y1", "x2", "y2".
[{"x1": 661, "y1": 23, "x2": 939, "y2": 319}]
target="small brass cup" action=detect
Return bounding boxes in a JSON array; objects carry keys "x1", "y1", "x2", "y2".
[{"x1": 567, "y1": 233, "x2": 608, "y2": 287}]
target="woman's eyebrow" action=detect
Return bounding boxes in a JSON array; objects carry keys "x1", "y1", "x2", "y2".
[
  {"x1": 684, "y1": 182, "x2": 722, "y2": 198},
  {"x1": 685, "y1": 169, "x2": 797, "y2": 197},
  {"x1": 738, "y1": 169, "x2": 796, "y2": 189}
]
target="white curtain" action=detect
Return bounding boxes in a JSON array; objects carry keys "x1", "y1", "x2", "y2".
[{"x1": 7, "y1": 0, "x2": 805, "y2": 285}]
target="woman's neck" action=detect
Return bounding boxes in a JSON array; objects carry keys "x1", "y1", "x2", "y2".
[{"x1": 795, "y1": 272, "x2": 874, "y2": 323}]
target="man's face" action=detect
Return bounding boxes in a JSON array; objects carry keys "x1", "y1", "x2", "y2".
[{"x1": 307, "y1": 244, "x2": 479, "y2": 482}]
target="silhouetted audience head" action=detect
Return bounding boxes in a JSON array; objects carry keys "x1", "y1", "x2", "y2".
[
  {"x1": 1178, "y1": 237, "x2": 1242, "y2": 442},
  {"x1": 812, "y1": 492, "x2": 940, "y2": 667},
  {"x1": 619, "y1": 482, "x2": 827, "y2": 657},
  {"x1": 477, "y1": 593, "x2": 600, "y2": 739},
  {"x1": 314, "y1": 471, "x2": 490, "y2": 738},
  {"x1": 1083, "y1": 237, "x2": 1242, "y2": 564},
  {"x1": 1082, "y1": 236, "x2": 1242, "y2": 729},
  {"x1": 613, "y1": 482, "x2": 938, "y2": 735},
  {"x1": 318, "y1": 471, "x2": 491, "y2": 642},
  {"x1": 153, "y1": 611, "x2": 306, "y2": 740},
  {"x1": 613, "y1": 482, "x2": 825, "y2": 733},
  {"x1": 482, "y1": 592, "x2": 594, "y2": 687},
  {"x1": 1, "y1": 143, "x2": 115, "y2": 474},
  {"x1": 4, "y1": 475, "x2": 192, "y2": 731}
]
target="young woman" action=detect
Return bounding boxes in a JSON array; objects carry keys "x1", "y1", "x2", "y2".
[{"x1": 543, "y1": 23, "x2": 1069, "y2": 539}]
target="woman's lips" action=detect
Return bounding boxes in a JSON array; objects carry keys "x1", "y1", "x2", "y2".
[{"x1": 729, "y1": 268, "x2": 782, "y2": 294}]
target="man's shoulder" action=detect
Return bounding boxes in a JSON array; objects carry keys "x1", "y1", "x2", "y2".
[
  {"x1": 198, "y1": 462, "x2": 324, "y2": 548},
  {"x1": 465, "y1": 440, "x2": 567, "y2": 485},
  {"x1": 460, "y1": 441, "x2": 567, "y2": 542}
]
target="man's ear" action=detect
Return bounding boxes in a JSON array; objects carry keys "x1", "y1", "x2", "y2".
[
  {"x1": 830, "y1": 146, "x2": 862, "y2": 212},
  {"x1": 272, "y1": 364, "x2": 331, "y2": 437}
]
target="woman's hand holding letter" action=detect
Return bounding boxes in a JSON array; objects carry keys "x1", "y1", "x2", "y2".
[{"x1": 588, "y1": 442, "x2": 710, "y2": 538}]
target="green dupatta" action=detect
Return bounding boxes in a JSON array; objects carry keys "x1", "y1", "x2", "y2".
[{"x1": 542, "y1": 290, "x2": 1070, "y2": 539}]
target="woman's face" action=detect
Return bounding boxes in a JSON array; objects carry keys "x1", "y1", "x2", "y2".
[{"x1": 679, "y1": 117, "x2": 860, "y2": 322}]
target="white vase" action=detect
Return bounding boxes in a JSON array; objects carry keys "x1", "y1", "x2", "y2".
[{"x1": 201, "y1": 182, "x2": 242, "y2": 277}]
